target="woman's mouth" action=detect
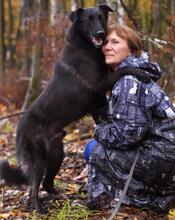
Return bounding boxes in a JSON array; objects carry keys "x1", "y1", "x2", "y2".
[{"x1": 105, "y1": 54, "x2": 114, "y2": 57}]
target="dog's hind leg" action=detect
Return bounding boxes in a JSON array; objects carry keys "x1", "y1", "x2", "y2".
[
  {"x1": 42, "y1": 137, "x2": 64, "y2": 194},
  {"x1": 29, "y1": 150, "x2": 47, "y2": 214}
]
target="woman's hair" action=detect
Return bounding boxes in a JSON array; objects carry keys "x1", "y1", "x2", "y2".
[{"x1": 107, "y1": 22, "x2": 142, "y2": 57}]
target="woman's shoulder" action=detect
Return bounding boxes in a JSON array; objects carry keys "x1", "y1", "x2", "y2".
[
  {"x1": 111, "y1": 75, "x2": 160, "y2": 109},
  {"x1": 116, "y1": 74, "x2": 142, "y2": 84},
  {"x1": 111, "y1": 75, "x2": 146, "y2": 101},
  {"x1": 112, "y1": 74, "x2": 142, "y2": 92}
]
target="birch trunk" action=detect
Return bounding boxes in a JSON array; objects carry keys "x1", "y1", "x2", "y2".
[
  {"x1": 71, "y1": 0, "x2": 78, "y2": 11},
  {"x1": 117, "y1": 0, "x2": 125, "y2": 24},
  {"x1": 50, "y1": 0, "x2": 58, "y2": 26}
]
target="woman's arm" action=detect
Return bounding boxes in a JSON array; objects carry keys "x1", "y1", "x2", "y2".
[{"x1": 94, "y1": 76, "x2": 150, "y2": 149}]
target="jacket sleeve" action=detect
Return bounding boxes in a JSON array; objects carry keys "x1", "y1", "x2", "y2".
[{"x1": 94, "y1": 76, "x2": 150, "y2": 149}]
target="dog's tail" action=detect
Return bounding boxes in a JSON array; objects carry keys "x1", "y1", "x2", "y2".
[{"x1": 0, "y1": 160, "x2": 28, "y2": 185}]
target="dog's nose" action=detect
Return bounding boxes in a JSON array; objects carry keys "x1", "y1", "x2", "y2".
[{"x1": 96, "y1": 30, "x2": 105, "y2": 38}]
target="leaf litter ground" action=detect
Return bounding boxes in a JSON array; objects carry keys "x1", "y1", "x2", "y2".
[{"x1": 0, "y1": 114, "x2": 174, "y2": 220}]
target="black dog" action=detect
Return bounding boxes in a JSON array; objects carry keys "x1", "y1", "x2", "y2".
[{"x1": 0, "y1": 5, "x2": 148, "y2": 213}]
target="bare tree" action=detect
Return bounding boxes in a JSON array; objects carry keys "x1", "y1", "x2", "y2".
[
  {"x1": 6, "y1": 0, "x2": 14, "y2": 67},
  {"x1": 80, "y1": 0, "x2": 85, "y2": 8},
  {"x1": 155, "y1": 0, "x2": 162, "y2": 37},
  {"x1": 61, "y1": 0, "x2": 66, "y2": 14},
  {"x1": 117, "y1": 0, "x2": 125, "y2": 24},
  {"x1": 50, "y1": 0, "x2": 59, "y2": 26},
  {"x1": 21, "y1": 0, "x2": 48, "y2": 110},
  {"x1": 96, "y1": 0, "x2": 107, "y2": 4},
  {"x1": 166, "y1": 0, "x2": 175, "y2": 15},
  {"x1": 18, "y1": 0, "x2": 30, "y2": 34},
  {"x1": 0, "y1": 0, "x2": 5, "y2": 80},
  {"x1": 71, "y1": 0, "x2": 78, "y2": 11},
  {"x1": 119, "y1": 0, "x2": 139, "y2": 29},
  {"x1": 16, "y1": 0, "x2": 33, "y2": 77}
]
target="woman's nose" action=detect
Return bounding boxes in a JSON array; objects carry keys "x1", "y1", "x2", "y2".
[{"x1": 104, "y1": 41, "x2": 112, "y2": 50}]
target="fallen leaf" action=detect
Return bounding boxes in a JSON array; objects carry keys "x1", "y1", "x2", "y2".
[
  {"x1": 65, "y1": 183, "x2": 78, "y2": 195},
  {"x1": 0, "y1": 137, "x2": 6, "y2": 145},
  {"x1": 0, "y1": 213, "x2": 11, "y2": 218},
  {"x1": 169, "y1": 209, "x2": 175, "y2": 217}
]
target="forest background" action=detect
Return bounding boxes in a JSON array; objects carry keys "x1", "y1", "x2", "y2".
[
  {"x1": 0, "y1": 0, "x2": 175, "y2": 220},
  {"x1": 0, "y1": 0, "x2": 175, "y2": 110}
]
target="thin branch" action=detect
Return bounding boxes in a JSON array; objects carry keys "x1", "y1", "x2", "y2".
[
  {"x1": 0, "y1": 95, "x2": 11, "y2": 106},
  {"x1": 0, "y1": 111, "x2": 25, "y2": 121},
  {"x1": 142, "y1": 35, "x2": 175, "y2": 50}
]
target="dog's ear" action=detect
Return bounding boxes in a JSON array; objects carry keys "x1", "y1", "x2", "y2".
[
  {"x1": 98, "y1": 4, "x2": 113, "y2": 13},
  {"x1": 69, "y1": 8, "x2": 84, "y2": 23}
]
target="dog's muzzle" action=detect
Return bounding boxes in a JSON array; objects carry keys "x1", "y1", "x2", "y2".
[{"x1": 90, "y1": 30, "x2": 105, "y2": 48}]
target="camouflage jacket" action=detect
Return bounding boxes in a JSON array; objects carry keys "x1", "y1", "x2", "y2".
[{"x1": 88, "y1": 52, "x2": 175, "y2": 213}]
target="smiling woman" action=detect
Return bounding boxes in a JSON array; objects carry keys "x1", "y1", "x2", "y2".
[
  {"x1": 102, "y1": 31, "x2": 131, "y2": 70},
  {"x1": 102, "y1": 23, "x2": 142, "y2": 70},
  {"x1": 87, "y1": 22, "x2": 175, "y2": 214}
]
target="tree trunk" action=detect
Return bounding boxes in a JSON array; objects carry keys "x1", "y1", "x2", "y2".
[
  {"x1": 21, "y1": 44, "x2": 42, "y2": 111},
  {"x1": 155, "y1": 0, "x2": 162, "y2": 37},
  {"x1": 61, "y1": 0, "x2": 66, "y2": 14},
  {"x1": 50, "y1": 0, "x2": 59, "y2": 26},
  {"x1": 6, "y1": 0, "x2": 14, "y2": 67},
  {"x1": 18, "y1": 0, "x2": 30, "y2": 33},
  {"x1": 166, "y1": 0, "x2": 174, "y2": 15},
  {"x1": 119, "y1": 0, "x2": 138, "y2": 29},
  {"x1": 21, "y1": 0, "x2": 45, "y2": 110},
  {"x1": 71, "y1": 0, "x2": 78, "y2": 11},
  {"x1": 97, "y1": 0, "x2": 107, "y2": 4},
  {"x1": 80, "y1": 0, "x2": 84, "y2": 8},
  {"x1": 117, "y1": 0, "x2": 125, "y2": 24},
  {"x1": 16, "y1": 0, "x2": 32, "y2": 76},
  {"x1": 0, "y1": 0, "x2": 5, "y2": 81}
]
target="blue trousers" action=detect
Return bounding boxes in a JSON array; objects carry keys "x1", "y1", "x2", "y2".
[{"x1": 84, "y1": 140, "x2": 97, "y2": 163}]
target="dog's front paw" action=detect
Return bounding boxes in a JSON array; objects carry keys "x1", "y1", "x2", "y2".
[{"x1": 42, "y1": 184, "x2": 59, "y2": 194}]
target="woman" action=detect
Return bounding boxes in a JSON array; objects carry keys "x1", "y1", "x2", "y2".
[{"x1": 87, "y1": 23, "x2": 175, "y2": 213}]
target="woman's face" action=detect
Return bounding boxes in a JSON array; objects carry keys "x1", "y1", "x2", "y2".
[{"x1": 102, "y1": 30, "x2": 131, "y2": 70}]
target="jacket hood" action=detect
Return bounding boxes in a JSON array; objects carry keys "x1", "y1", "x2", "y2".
[{"x1": 118, "y1": 51, "x2": 162, "y2": 81}]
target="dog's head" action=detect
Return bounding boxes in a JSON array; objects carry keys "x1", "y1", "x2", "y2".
[{"x1": 69, "y1": 5, "x2": 113, "y2": 48}]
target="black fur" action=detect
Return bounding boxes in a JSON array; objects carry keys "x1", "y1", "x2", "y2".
[
  {"x1": 0, "y1": 5, "x2": 149, "y2": 214},
  {"x1": 0, "y1": 160, "x2": 28, "y2": 185}
]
